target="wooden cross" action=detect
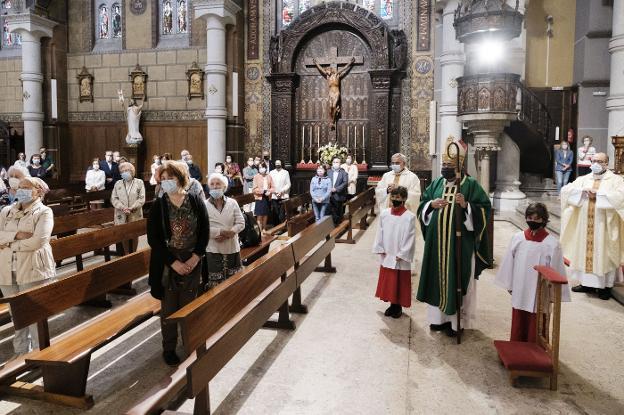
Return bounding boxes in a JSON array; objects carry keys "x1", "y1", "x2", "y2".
[{"x1": 304, "y1": 47, "x2": 364, "y2": 70}]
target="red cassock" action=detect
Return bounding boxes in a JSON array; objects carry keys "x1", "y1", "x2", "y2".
[{"x1": 375, "y1": 267, "x2": 412, "y2": 308}]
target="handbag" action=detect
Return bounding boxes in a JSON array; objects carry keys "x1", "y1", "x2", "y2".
[{"x1": 239, "y1": 209, "x2": 262, "y2": 248}]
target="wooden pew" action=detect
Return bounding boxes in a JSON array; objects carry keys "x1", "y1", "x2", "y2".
[
  {"x1": 0, "y1": 249, "x2": 157, "y2": 409},
  {"x1": 126, "y1": 218, "x2": 338, "y2": 415},
  {"x1": 52, "y1": 207, "x2": 115, "y2": 237},
  {"x1": 336, "y1": 187, "x2": 376, "y2": 244},
  {"x1": 233, "y1": 193, "x2": 276, "y2": 266},
  {"x1": 267, "y1": 193, "x2": 313, "y2": 237}
]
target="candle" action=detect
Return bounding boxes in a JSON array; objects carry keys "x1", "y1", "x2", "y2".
[
  {"x1": 354, "y1": 127, "x2": 358, "y2": 164},
  {"x1": 301, "y1": 126, "x2": 305, "y2": 163},
  {"x1": 317, "y1": 126, "x2": 320, "y2": 149},
  {"x1": 362, "y1": 125, "x2": 365, "y2": 148},
  {"x1": 347, "y1": 126, "x2": 350, "y2": 150},
  {"x1": 309, "y1": 126, "x2": 313, "y2": 163}
]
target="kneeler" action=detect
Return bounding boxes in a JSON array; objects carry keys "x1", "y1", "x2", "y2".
[{"x1": 494, "y1": 265, "x2": 568, "y2": 391}]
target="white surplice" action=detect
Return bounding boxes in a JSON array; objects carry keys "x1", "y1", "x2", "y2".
[
  {"x1": 374, "y1": 169, "x2": 421, "y2": 215},
  {"x1": 372, "y1": 208, "x2": 416, "y2": 271},
  {"x1": 495, "y1": 231, "x2": 571, "y2": 313},
  {"x1": 560, "y1": 170, "x2": 624, "y2": 288}
]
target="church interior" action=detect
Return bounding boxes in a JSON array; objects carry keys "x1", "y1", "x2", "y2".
[{"x1": 0, "y1": 0, "x2": 623, "y2": 414}]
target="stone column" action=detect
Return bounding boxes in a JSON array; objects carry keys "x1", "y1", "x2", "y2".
[
  {"x1": 462, "y1": 118, "x2": 509, "y2": 194},
  {"x1": 607, "y1": 0, "x2": 624, "y2": 168},
  {"x1": 6, "y1": 12, "x2": 56, "y2": 159},
  {"x1": 437, "y1": 0, "x2": 464, "y2": 173},
  {"x1": 493, "y1": 133, "x2": 526, "y2": 211},
  {"x1": 194, "y1": 0, "x2": 240, "y2": 173}
]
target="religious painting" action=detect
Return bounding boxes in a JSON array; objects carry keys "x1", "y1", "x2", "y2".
[
  {"x1": 380, "y1": 0, "x2": 394, "y2": 20},
  {"x1": 2, "y1": 20, "x2": 12, "y2": 47},
  {"x1": 77, "y1": 66, "x2": 94, "y2": 103},
  {"x1": 112, "y1": 3, "x2": 122, "y2": 38},
  {"x1": 282, "y1": 0, "x2": 294, "y2": 27},
  {"x1": 99, "y1": 5, "x2": 110, "y2": 39},
  {"x1": 186, "y1": 62, "x2": 204, "y2": 100},
  {"x1": 163, "y1": 0, "x2": 173, "y2": 34},
  {"x1": 129, "y1": 64, "x2": 147, "y2": 100},
  {"x1": 178, "y1": 0, "x2": 187, "y2": 33}
]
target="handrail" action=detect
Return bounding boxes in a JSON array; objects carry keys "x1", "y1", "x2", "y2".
[{"x1": 517, "y1": 81, "x2": 557, "y2": 144}]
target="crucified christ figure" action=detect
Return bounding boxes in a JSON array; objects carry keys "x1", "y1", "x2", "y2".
[{"x1": 313, "y1": 56, "x2": 356, "y2": 128}]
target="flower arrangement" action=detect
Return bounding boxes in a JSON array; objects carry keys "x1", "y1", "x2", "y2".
[{"x1": 318, "y1": 143, "x2": 348, "y2": 166}]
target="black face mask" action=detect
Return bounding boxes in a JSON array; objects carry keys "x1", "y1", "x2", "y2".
[
  {"x1": 526, "y1": 220, "x2": 544, "y2": 231},
  {"x1": 441, "y1": 168, "x2": 456, "y2": 181},
  {"x1": 391, "y1": 200, "x2": 404, "y2": 208},
  {"x1": 264, "y1": 156, "x2": 270, "y2": 160}
]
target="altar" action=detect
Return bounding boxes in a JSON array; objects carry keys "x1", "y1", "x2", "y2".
[{"x1": 267, "y1": 2, "x2": 407, "y2": 194}]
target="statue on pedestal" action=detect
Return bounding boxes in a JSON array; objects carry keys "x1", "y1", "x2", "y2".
[{"x1": 117, "y1": 89, "x2": 143, "y2": 145}]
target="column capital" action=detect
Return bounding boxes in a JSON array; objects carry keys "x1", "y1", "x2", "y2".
[
  {"x1": 193, "y1": 0, "x2": 241, "y2": 26},
  {"x1": 6, "y1": 11, "x2": 56, "y2": 40}
]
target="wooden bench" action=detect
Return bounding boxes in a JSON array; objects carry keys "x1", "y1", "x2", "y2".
[
  {"x1": 267, "y1": 193, "x2": 313, "y2": 237},
  {"x1": 52, "y1": 207, "x2": 115, "y2": 237},
  {"x1": 233, "y1": 193, "x2": 277, "y2": 266},
  {"x1": 0, "y1": 249, "x2": 157, "y2": 409},
  {"x1": 126, "y1": 217, "x2": 338, "y2": 414},
  {"x1": 336, "y1": 187, "x2": 376, "y2": 244},
  {"x1": 494, "y1": 265, "x2": 568, "y2": 390}
]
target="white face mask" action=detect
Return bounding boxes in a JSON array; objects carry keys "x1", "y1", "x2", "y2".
[
  {"x1": 346, "y1": 158, "x2": 352, "y2": 165},
  {"x1": 332, "y1": 163, "x2": 340, "y2": 170},
  {"x1": 259, "y1": 168, "x2": 267, "y2": 174},
  {"x1": 160, "y1": 179, "x2": 178, "y2": 194},
  {"x1": 92, "y1": 164, "x2": 100, "y2": 170},
  {"x1": 317, "y1": 169, "x2": 325, "y2": 176},
  {"x1": 591, "y1": 163, "x2": 605, "y2": 175},
  {"x1": 226, "y1": 158, "x2": 232, "y2": 163},
  {"x1": 9, "y1": 177, "x2": 20, "y2": 190},
  {"x1": 247, "y1": 161, "x2": 254, "y2": 167},
  {"x1": 391, "y1": 163, "x2": 402, "y2": 173}
]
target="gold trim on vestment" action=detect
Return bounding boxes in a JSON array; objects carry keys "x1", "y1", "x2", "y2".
[
  {"x1": 585, "y1": 180, "x2": 602, "y2": 272},
  {"x1": 437, "y1": 183, "x2": 457, "y2": 311}
]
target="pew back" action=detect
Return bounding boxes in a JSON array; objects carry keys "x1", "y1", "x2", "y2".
[{"x1": 52, "y1": 207, "x2": 115, "y2": 236}]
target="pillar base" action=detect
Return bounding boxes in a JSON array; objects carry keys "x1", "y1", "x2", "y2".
[{"x1": 492, "y1": 187, "x2": 526, "y2": 212}]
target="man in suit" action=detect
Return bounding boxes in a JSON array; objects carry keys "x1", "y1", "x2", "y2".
[
  {"x1": 262, "y1": 150, "x2": 274, "y2": 172},
  {"x1": 186, "y1": 154, "x2": 203, "y2": 183},
  {"x1": 327, "y1": 157, "x2": 349, "y2": 225},
  {"x1": 99, "y1": 150, "x2": 121, "y2": 189}
]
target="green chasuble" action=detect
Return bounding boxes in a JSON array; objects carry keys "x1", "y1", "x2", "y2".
[{"x1": 416, "y1": 176, "x2": 491, "y2": 315}]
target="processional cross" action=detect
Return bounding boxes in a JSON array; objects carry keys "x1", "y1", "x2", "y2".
[{"x1": 304, "y1": 47, "x2": 363, "y2": 129}]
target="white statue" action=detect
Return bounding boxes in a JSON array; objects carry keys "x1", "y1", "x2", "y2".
[{"x1": 117, "y1": 89, "x2": 143, "y2": 145}]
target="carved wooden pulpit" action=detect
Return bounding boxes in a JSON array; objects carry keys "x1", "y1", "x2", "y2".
[{"x1": 612, "y1": 136, "x2": 624, "y2": 175}]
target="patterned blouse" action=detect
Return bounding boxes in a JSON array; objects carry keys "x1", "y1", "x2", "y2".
[{"x1": 167, "y1": 195, "x2": 198, "y2": 251}]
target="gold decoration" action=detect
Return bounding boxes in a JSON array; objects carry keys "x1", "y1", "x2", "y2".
[
  {"x1": 129, "y1": 64, "x2": 147, "y2": 100},
  {"x1": 186, "y1": 62, "x2": 204, "y2": 100},
  {"x1": 442, "y1": 135, "x2": 467, "y2": 169},
  {"x1": 77, "y1": 66, "x2": 94, "y2": 103}
]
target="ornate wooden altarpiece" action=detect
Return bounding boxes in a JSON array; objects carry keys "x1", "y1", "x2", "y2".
[{"x1": 267, "y1": 2, "x2": 407, "y2": 193}]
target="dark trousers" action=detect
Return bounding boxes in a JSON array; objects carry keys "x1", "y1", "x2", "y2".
[
  {"x1": 160, "y1": 265, "x2": 201, "y2": 352},
  {"x1": 329, "y1": 197, "x2": 344, "y2": 225},
  {"x1": 271, "y1": 199, "x2": 286, "y2": 224}
]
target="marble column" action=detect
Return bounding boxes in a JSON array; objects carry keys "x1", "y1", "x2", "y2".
[
  {"x1": 6, "y1": 12, "x2": 56, "y2": 159},
  {"x1": 437, "y1": 0, "x2": 464, "y2": 173},
  {"x1": 194, "y1": 0, "x2": 240, "y2": 173},
  {"x1": 462, "y1": 118, "x2": 509, "y2": 194},
  {"x1": 607, "y1": 0, "x2": 624, "y2": 168},
  {"x1": 493, "y1": 133, "x2": 526, "y2": 211}
]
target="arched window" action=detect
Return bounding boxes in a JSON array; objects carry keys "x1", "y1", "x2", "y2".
[
  {"x1": 0, "y1": 0, "x2": 22, "y2": 54},
  {"x1": 277, "y1": 0, "x2": 398, "y2": 30},
  {"x1": 94, "y1": 1, "x2": 122, "y2": 50},
  {"x1": 159, "y1": 0, "x2": 189, "y2": 47}
]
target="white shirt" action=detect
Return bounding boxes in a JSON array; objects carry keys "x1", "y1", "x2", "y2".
[
  {"x1": 269, "y1": 169, "x2": 291, "y2": 200},
  {"x1": 372, "y1": 208, "x2": 416, "y2": 270},
  {"x1": 85, "y1": 169, "x2": 106, "y2": 191},
  {"x1": 14, "y1": 160, "x2": 28, "y2": 169},
  {"x1": 205, "y1": 197, "x2": 246, "y2": 255}
]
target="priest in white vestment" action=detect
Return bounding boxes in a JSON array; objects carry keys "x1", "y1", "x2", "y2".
[
  {"x1": 375, "y1": 153, "x2": 421, "y2": 216},
  {"x1": 560, "y1": 153, "x2": 624, "y2": 300}
]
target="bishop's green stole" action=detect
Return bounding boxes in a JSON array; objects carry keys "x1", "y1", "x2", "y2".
[{"x1": 416, "y1": 176, "x2": 491, "y2": 315}]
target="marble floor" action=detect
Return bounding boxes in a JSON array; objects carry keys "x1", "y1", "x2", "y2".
[{"x1": 0, "y1": 220, "x2": 623, "y2": 414}]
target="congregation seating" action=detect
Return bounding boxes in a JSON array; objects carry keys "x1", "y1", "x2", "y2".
[
  {"x1": 233, "y1": 193, "x2": 276, "y2": 265},
  {"x1": 336, "y1": 187, "x2": 376, "y2": 244},
  {"x1": 266, "y1": 193, "x2": 314, "y2": 238},
  {"x1": 494, "y1": 265, "x2": 568, "y2": 390},
  {"x1": 127, "y1": 217, "x2": 337, "y2": 414}
]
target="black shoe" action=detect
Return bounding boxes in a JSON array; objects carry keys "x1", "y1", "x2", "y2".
[
  {"x1": 445, "y1": 326, "x2": 458, "y2": 337},
  {"x1": 429, "y1": 322, "x2": 451, "y2": 332},
  {"x1": 572, "y1": 285, "x2": 594, "y2": 293},
  {"x1": 384, "y1": 305, "x2": 394, "y2": 316},
  {"x1": 598, "y1": 288, "x2": 612, "y2": 300},
  {"x1": 163, "y1": 351, "x2": 181, "y2": 366},
  {"x1": 390, "y1": 307, "x2": 403, "y2": 319}
]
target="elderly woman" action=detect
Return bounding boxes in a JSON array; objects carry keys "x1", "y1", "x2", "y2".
[
  {"x1": 155, "y1": 164, "x2": 206, "y2": 200},
  {"x1": 111, "y1": 162, "x2": 145, "y2": 254},
  {"x1": 252, "y1": 162, "x2": 274, "y2": 233},
  {"x1": 147, "y1": 161, "x2": 209, "y2": 366},
  {"x1": 6, "y1": 166, "x2": 30, "y2": 205},
  {"x1": 85, "y1": 158, "x2": 106, "y2": 192},
  {"x1": 204, "y1": 173, "x2": 245, "y2": 290},
  {"x1": 0, "y1": 177, "x2": 9, "y2": 207},
  {"x1": 0, "y1": 177, "x2": 53, "y2": 355}
]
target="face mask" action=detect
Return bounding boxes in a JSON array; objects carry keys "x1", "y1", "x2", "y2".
[
  {"x1": 247, "y1": 161, "x2": 254, "y2": 167},
  {"x1": 332, "y1": 163, "x2": 340, "y2": 170},
  {"x1": 215, "y1": 168, "x2": 223, "y2": 174},
  {"x1": 32, "y1": 159, "x2": 40, "y2": 165},
  {"x1": 390, "y1": 163, "x2": 402, "y2": 173},
  {"x1": 8, "y1": 177, "x2": 20, "y2": 190},
  {"x1": 560, "y1": 144, "x2": 568, "y2": 150},
  {"x1": 346, "y1": 158, "x2": 352, "y2": 165},
  {"x1": 226, "y1": 158, "x2": 232, "y2": 163},
  {"x1": 209, "y1": 189, "x2": 224, "y2": 199},
  {"x1": 154, "y1": 159, "x2": 161, "y2": 165},
  {"x1": 161, "y1": 179, "x2": 178, "y2": 194},
  {"x1": 15, "y1": 188, "x2": 33, "y2": 204},
  {"x1": 254, "y1": 160, "x2": 260, "y2": 166},
  {"x1": 317, "y1": 169, "x2": 325, "y2": 176},
  {"x1": 114, "y1": 157, "x2": 120, "y2": 162},
  {"x1": 275, "y1": 164, "x2": 282, "y2": 170},
  {"x1": 121, "y1": 171, "x2": 132, "y2": 181},
  {"x1": 526, "y1": 220, "x2": 544, "y2": 231},
  {"x1": 186, "y1": 160, "x2": 193, "y2": 165},
  {"x1": 584, "y1": 141, "x2": 591, "y2": 148},
  {"x1": 441, "y1": 168, "x2": 456, "y2": 181},
  {"x1": 590, "y1": 163, "x2": 605, "y2": 174},
  {"x1": 264, "y1": 156, "x2": 270, "y2": 160},
  {"x1": 259, "y1": 168, "x2": 267, "y2": 174},
  {"x1": 106, "y1": 156, "x2": 112, "y2": 162},
  {"x1": 391, "y1": 199, "x2": 404, "y2": 208},
  {"x1": 92, "y1": 164, "x2": 100, "y2": 170}
]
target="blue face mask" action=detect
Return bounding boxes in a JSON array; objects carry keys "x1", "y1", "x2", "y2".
[
  {"x1": 121, "y1": 171, "x2": 132, "y2": 181},
  {"x1": 160, "y1": 179, "x2": 178, "y2": 194},
  {"x1": 15, "y1": 188, "x2": 33, "y2": 204},
  {"x1": 209, "y1": 189, "x2": 224, "y2": 199}
]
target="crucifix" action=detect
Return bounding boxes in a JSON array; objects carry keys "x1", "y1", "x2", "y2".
[{"x1": 305, "y1": 47, "x2": 363, "y2": 130}]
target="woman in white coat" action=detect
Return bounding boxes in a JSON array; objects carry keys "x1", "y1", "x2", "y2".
[
  {"x1": 0, "y1": 177, "x2": 54, "y2": 356},
  {"x1": 111, "y1": 162, "x2": 146, "y2": 225}
]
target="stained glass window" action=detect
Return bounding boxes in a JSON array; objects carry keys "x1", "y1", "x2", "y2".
[
  {"x1": 160, "y1": 0, "x2": 188, "y2": 36},
  {"x1": 98, "y1": 4, "x2": 110, "y2": 39},
  {"x1": 363, "y1": 0, "x2": 375, "y2": 12},
  {"x1": 380, "y1": 0, "x2": 393, "y2": 19},
  {"x1": 1, "y1": 0, "x2": 21, "y2": 49},
  {"x1": 94, "y1": 1, "x2": 123, "y2": 49},
  {"x1": 282, "y1": 0, "x2": 295, "y2": 27}
]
